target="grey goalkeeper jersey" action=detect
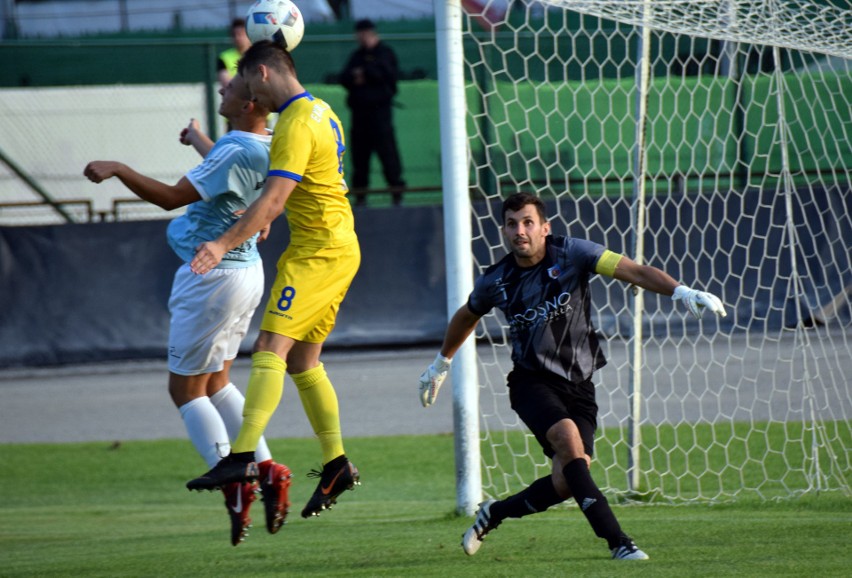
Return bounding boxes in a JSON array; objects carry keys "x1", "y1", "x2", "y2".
[{"x1": 467, "y1": 235, "x2": 608, "y2": 382}]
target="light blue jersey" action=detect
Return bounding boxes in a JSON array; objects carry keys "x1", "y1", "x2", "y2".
[{"x1": 167, "y1": 130, "x2": 271, "y2": 268}]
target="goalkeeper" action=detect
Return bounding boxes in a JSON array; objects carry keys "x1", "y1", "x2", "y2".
[{"x1": 418, "y1": 192, "x2": 725, "y2": 561}]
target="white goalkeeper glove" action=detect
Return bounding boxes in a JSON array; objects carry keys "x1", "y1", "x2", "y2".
[
  {"x1": 672, "y1": 285, "x2": 727, "y2": 319},
  {"x1": 419, "y1": 353, "x2": 452, "y2": 408}
]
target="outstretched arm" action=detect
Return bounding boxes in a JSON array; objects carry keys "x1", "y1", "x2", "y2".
[
  {"x1": 190, "y1": 175, "x2": 295, "y2": 274},
  {"x1": 609, "y1": 254, "x2": 726, "y2": 318},
  {"x1": 610, "y1": 255, "x2": 680, "y2": 296},
  {"x1": 83, "y1": 161, "x2": 200, "y2": 210},
  {"x1": 419, "y1": 304, "x2": 482, "y2": 408}
]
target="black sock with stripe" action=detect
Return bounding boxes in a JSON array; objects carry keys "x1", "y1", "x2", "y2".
[
  {"x1": 562, "y1": 457, "x2": 625, "y2": 549},
  {"x1": 490, "y1": 475, "x2": 564, "y2": 522}
]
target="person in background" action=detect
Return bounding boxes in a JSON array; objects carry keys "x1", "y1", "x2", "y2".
[
  {"x1": 218, "y1": 18, "x2": 251, "y2": 90},
  {"x1": 339, "y1": 18, "x2": 405, "y2": 206}
]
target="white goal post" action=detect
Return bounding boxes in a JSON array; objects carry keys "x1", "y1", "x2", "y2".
[
  {"x1": 435, "y1": 0, "x2": 481, "y2": 516},
  {"x1": 435, "y1": 0, "x2": 851, "y2": 512}
]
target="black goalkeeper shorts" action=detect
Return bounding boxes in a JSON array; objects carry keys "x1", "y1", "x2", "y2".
[{"x1": 507, "y1": 367, "x2": 598, "y2": 459}]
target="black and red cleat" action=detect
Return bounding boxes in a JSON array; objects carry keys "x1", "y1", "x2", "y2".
[
  {"x1": 259, "y1": 461, "x2": 293, "y2": 534},
  {"x1": 222, "y1": 481, "x2": 257, "y2": 546}
]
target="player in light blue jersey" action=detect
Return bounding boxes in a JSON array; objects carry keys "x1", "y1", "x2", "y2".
[
  {"x1": 165, "y1": 127, "x2": 269, "y2": 267},
  {"x1": 83, "y1": 75, "x2": 292, "y2": 547}
]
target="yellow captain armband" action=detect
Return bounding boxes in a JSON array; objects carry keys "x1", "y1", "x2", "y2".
[{"x1": 595, "y1": 250, "x2": 623, "y2": 277}]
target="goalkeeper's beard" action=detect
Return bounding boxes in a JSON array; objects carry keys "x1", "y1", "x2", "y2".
[{"x1": 511, "y1": 236, "x2": 533, "y2": 257}]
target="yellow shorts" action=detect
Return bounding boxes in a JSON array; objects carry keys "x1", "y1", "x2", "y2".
[{"x1": 260, "y1": 240, "x2": 360, "y2": 343}]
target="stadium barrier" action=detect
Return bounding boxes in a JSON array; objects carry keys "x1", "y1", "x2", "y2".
[
  {"x1": 2, "y1": 188, "x2": 848, "y2": 368},
  {"x1": 0, "y1": 205, "x2": 448, "y2": 367}
]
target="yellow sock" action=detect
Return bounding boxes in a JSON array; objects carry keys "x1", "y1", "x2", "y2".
[
  {"x1": 233, "y1": 351, "x2": 286, "y2": 454},
  {"x1": 292, "y1": 363, "x2": 344, "y2": 464}
]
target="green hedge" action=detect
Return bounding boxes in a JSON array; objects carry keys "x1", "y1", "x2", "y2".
[
  {"x1": 316, "y1": 70, "x2": 850, "y2": 201},
  {"x1": 466, "y1": 71, "x2": 851, "y2": 195}
]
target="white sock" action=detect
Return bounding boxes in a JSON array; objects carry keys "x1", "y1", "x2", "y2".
[
  {"x1": 210, "y1": 383, "x2": 273, "y2": 463},
  {"x1": 179, "y1": 397, "x2": 230, "y2": 468}
]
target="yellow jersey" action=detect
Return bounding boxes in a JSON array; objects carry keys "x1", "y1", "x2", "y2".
[{"x1": 269, "y1": 92, "x2": 355, "y2": 248}]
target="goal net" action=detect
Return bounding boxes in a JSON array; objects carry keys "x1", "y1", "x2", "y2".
[{"x1": 458, "y1": 0, "x2": 851, "y2": 503}]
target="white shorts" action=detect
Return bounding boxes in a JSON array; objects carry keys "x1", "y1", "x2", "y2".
[{"x1": 167, "y1": 262, "x2": 264, "y2": 376}]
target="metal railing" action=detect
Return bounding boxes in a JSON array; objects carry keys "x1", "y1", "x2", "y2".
[
  {"x1": 0, "y1": 199, "x2": 96, "y2": 225},
  {"x1": 0, "y1": 185, "x2": 448, "y2": 226},
  {"x1": 3, "y1": 167, "x2": 848, "y2": 226}
]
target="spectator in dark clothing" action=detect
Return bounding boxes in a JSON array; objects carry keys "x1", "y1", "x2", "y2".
[{"x1": 339, "y1": 19, "x2": 406, "y2": 206}]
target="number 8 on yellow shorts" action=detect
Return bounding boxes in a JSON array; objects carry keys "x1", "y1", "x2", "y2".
[{"x1": 260, "y1": 240, "x2": 361, "y2": 343}]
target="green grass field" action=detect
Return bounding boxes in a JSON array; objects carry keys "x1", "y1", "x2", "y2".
[
  {"x1": 486, "y1": 421, "x2": 852, "y2": 502},
  {"x1": 1, "y1": 435, "x2": 849, "y2": 577}
]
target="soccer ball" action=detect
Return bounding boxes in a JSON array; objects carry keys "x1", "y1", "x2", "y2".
[{"x1": 245, "y1": 0, "x2": 305, "y2": 52}]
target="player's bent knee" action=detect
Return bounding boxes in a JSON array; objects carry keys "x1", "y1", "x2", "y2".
[
  {"x1": 168, "y1": 372, "x2": 211, "y2": 407},
  {"x1": 546, "y1": 419, "x2": 585, "y2": 458}
]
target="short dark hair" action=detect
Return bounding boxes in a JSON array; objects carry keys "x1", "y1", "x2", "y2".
[
  {"x1": 231, "y1": 17, "x2": 246, "y2": 30},
  {"x1": 238, "y1": 40, "x2": 297, "y2": 77},
  {"x1": 501, "y1": 193, "x2": 548, "y2": 224},
  {"x1": 355, "y1": 19, "x2": 376, "y2": 31}
]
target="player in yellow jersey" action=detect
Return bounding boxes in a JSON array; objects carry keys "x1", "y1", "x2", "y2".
[{"x1": 186, "y1": 40, "x2": 361, "y2": 519}]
